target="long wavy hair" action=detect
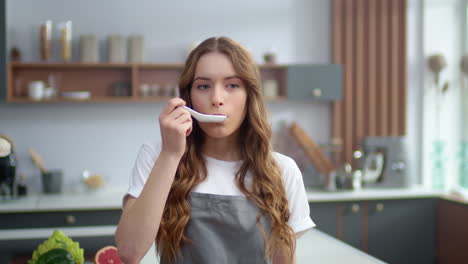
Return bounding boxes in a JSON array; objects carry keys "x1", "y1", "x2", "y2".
[{"x1": 156, "y1": 37, "x2": 295, "y2": 263}]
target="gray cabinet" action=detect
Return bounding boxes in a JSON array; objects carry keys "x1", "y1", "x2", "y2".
[
  {"x1": 0, "y1": 0, "x2": 6, "y2": 101},
  {"x1": 0, "y1": 208, "x2": 122, "y2": 262},
  {"x1": 0, "y1": 209, "x2": 121, "y2": 229},
  {"x1": 310, "y1": 201, "x2": 363, "y2": 249},
  {"x1": 309, "y1": 198, "x2": 436, "y2": 264},
  {"x1": 342, "y1": 202, "x2": 364, "y2": 250},
  {"x1": 309, "y1": 202, "x2": 338, "y2": 237},
  {"x1": 287, "y1": 64, "x2": 343, "y2": 101},
  {"x1": 367, "y1": 199, "x2": 436, "y2": 264}
]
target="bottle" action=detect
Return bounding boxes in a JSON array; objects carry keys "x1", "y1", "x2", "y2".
[
  {"x1": 10, "y1": 46, "x2": 21, "y2": 61},
  {"x1": 39, "y1": 21, "x2": 52, "y2": 61},
  {"x1": 59, "y1": 21, "x2": 72, "y2": 62},
  {"x1": 17, "y1": 173, "x2": 28, "y2": 197}
]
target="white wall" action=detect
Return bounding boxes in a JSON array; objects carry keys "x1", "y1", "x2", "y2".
[
  {"x1": 6, "y1": 0, "x2": 330, "y2": 64},
  {"x1": 407, "y1": 0, "x2": 425, "y2": 187},
  {"x1": 0, "y1": 0, "x2": 332, "y2": 192}
]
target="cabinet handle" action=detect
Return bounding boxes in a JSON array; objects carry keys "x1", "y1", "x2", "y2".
[
  {"x1": 351, "y1": 204, "x2": 360, "y2": 213},
  {"x1": 66, "y1": 215, "x2": 76, "y2": 225},
  {"x1": 312, "y1": 88, "x2": 322, "y2": 97},
  {"x1": 376, "y1": 203, "x2": 384, "y2": 212}
]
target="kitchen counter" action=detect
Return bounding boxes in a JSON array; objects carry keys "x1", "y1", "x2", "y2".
[
  {"x1": 306, "y1": 186, "x2": 443, "y2": 202},
  {"x1": 296, "y1": 228, "x2": 384, "y2": 264},
  {"x1": 1, "y1": 226, "x2": 385, "y2": 264},
  {"x1": 0, "y1": 187, "x2": 127, "y2": 212},
  {"x1": 137, "y1": 228, "x2": 386, "y2": 264},
  {"x1": 2, "y1": 186, "x2": 468, "y2": 212},
  {"x1": 306, "y1": 186, "x2": 468, "y2": 205},
  {"x1": 3, "y1": 186, "x2": 467, "y2": 263},
  {"x1": 296, "y1": 229, "x2": 385, "y2": 263}
]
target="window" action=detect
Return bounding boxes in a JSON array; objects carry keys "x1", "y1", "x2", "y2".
[{"x1": 422, "y1": 0, "x2": 466, "y2": 190}]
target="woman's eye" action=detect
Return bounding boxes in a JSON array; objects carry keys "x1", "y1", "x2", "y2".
[
  {"x1": 197, "y1": 84, "x2": 209, "y2": 90},
  {"x1": 227, "y1": 84, "x2": 239, "y2": 88}
]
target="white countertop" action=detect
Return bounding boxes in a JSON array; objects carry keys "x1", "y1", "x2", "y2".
[
  {"x1": 306, "y1": 186, "x2": 443, "y2": 202},
  {"x1": 0, "y1": 187, "x2": 127, "y2": 212},
  {"x1": 5, "y1": 186, "x2": 468, "y2": 264},
  {"x1": 0, "y1": 226, "x2": 385, "y2": 264},
  {"x1": 138, "y1": 228, "x2": 385, "y2": 264},
  {"x1": 306, "y1": 186, "x2": 468, "y2": 205},
  {"x1": 297, "y1": 229, "x2": 385, "y2": 264},
  {"x1": 1, "y1": 186, "x2": 468, "y2": 212}
]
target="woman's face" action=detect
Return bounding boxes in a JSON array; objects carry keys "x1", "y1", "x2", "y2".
[{"x1": 190, "y1": 52, "x2": 248, "y2": 139}]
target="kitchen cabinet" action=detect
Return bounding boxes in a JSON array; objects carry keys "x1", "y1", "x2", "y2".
[
  {"x1": 0, "y1": 209, "x2": 121, "y2": 229},
  {"x1": 309, "y1": 201, "x2": 339, "y2": 237},
  {"x1": 437, "y1": 199, "x2": 468, "y2": 264},
  {"x1": 341, "y1": 202, "x2": 363, "y2": 250},
  {"x1": 309, "y1": 198, "x2": 436, "y2": 264},
  {"x1": 287, "y1": 64, "x2": 343, "y2": 101},
  {"x1": 367, "y1": 199, "x2": 436, "y2": 264},
  {"x1": 0, "y1": 208, "x2": 122, "y2": 262},
  {"x1": 0, "y1": 0, "x2": 6, "y2": 101},
  {"x1": 310, "y1": 201, "x2": 363, "y2": 249}
]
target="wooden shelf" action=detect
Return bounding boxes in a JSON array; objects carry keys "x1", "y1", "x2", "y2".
[
  {"x1": 7, "y1": 96, "x2": 173, "y2": 103},
  {"x1": 258, "y1": 64, "x2": 288, "y2": 69},
  {"x1": 7, "y1": 62, "x2": 288, "y2": 103},
  {"x1": 9, "y1": 62, "x2": 133, "y2": 68},
  {"x1": 137, "y1": 63, "x2": 184, "y2": 69},
  {"x1": 9, "y1": 62, "x2": 286, "y2": 69}
]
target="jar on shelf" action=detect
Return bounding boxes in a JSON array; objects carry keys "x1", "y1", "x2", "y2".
[
  {"x1": 140, "y1": 83, "x2": 150, "y2": 97},
  {"x1": 39, "y1": 21, "x2": 52, "y2": 61},
  {"x1": 28, "y1": 80, "x2": 46, "y2": 101},
  {"x1": 128, "y1": 35, "x2": 144, "y2": 62},
  {"x1": 108, "y1": 35, "x2": 126, "y2": 63},
  {"x1": 263, "y1": 79, "x2": 279, "y2": 98},
  {"x1": 112, "y1": 81, "x2": 131, "y2": 97},
  {"x1": 58, "y1": 21, "x2": 72, "y2": 62},
  {"x1": 80, "y1": 34, "x2": 99, "y2": 63},
  {"x1": 150, "y1": 84, "x2": 161, "y2": 96}
]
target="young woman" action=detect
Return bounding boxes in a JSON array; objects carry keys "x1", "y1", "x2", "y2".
[{"x1": 115, "y1": 37, "x2": 315, "y2": 264}]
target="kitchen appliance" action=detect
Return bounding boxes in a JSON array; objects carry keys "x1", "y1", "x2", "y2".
[
  {"x1": 0, "y1": 136, "x2": 16, "y2": 198},
  {"x1": 361, "y1": 136, "x2": 408, "y2": 188}
]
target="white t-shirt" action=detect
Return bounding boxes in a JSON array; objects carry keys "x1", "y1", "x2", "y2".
[{"x1": 127, "y1": 141, "x2": 315, "y2": 234}]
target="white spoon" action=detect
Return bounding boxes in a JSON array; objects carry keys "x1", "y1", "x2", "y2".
[{"x1": 182, "y1": 106, "x2": 227, "y2": 123}]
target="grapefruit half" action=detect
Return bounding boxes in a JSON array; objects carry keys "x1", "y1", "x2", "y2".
[{"x1": 94, "y1": 246, "x2": 123, "y2": 264}]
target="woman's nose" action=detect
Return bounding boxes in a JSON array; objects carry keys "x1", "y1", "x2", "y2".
[{"x1": 211, "y1": 85, "x2": 224, "y2": 106}]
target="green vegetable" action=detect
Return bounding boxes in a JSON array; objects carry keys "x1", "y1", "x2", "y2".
[
  {"x1": 36, "y1": 248, "x2": 74, "y2": 264},
  {"x1": 28, "y1": 230, "x2": 84, "y2": 264}
]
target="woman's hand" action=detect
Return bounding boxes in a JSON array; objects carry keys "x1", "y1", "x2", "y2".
[{"x1": 159, "y1": 97, "x2": 193, "y2": 159}]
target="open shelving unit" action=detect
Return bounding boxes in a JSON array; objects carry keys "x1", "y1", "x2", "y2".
[{"x1": 7, "y1": 62, "x2": 287, "y2": 103}]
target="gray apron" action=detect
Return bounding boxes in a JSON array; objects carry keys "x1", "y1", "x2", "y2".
[{"x1": 161, "y1": 192, "x2": 272, "y2": 264}]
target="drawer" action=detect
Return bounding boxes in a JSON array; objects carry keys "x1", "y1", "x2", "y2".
[{"x1": 0, "y1": 209, "x2": 122, "y2": 229}]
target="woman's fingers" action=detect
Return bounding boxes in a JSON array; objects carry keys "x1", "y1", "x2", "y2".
[
  {"x1": 177, "y1": 112, "x2": 192, "y2": 137},
  {"x1": 181, "y1": 119, "x2": 193, "y2": 137},
  {"x1": 158, "y1": 98, "x2": 192, "y2": 157},
  {"x1": 161, "y1": 97, "x2": 186, "y2": 116},
  {"x1": 175, "y1": 111, "x2": 191, "y2": 123},
  {"x1": 166, "y1": 107, "x2": 191, "y2": 122}
]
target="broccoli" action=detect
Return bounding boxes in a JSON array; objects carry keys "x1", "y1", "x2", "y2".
[{"x1": 28, "y1": 230, "x2": 84, "y2": 264}]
